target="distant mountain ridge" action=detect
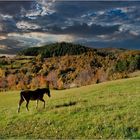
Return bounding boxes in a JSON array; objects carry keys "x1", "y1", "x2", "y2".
[
  {"x1": 18, "y1": 42, "x2": 94, "y2": 57},
  {"x1": 18, "y1": 42, "x2": 131, "y2": 59}
]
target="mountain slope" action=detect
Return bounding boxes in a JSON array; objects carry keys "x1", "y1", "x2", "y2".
[{"x1": 0, "y1": 77, "x2": 140, "y2": 139}]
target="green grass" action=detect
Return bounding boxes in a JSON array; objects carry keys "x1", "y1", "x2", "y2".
[{"x1": 0, "y1": 77, "x2": 140, "y2": 139}]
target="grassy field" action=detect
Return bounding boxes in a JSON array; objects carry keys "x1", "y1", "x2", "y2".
[{"x1": 0, "y1": 77, "x2": 140, "y2": 139}]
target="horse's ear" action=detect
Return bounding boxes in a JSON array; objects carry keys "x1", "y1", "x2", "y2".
[{"x1": 46, "y1": 81, "x2": 50, "y2": 88}]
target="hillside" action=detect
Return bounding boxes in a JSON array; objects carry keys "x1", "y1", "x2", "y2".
[
  {"x1": 0, "y1": 77, "x2": 140, "y2": 139},
  {"x1": 18, "y1": 42, "x2": 93, "y2": 57},
  {"x1": 0, "y1": 42, "x2": 140, "y2": 90}
]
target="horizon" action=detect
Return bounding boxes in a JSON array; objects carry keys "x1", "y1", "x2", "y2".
[{"x1": 0, "y1": 1, "x2": 140, "y2": 54}]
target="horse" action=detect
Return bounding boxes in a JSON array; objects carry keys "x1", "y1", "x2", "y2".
[{"x1": 17, "y1": 88, "x2": 51, "y2": 113}]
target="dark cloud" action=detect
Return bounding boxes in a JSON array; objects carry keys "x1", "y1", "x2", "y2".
[
  {"x1": 49, "y1": 23, "x2": 120, "y2": 37},
  {"x1": 0, "y1": 38, "x2": 23, "y2": 54},
  {"x1": 0, "y1": 1, "x2": 37, "y2": 33},
  {"x1": 54, "y1": 1, "x2": 139, "y2": 14},
  {"x1": 79, "y1": 33, "x2": 140, "y2": 50},
  {"x1": 0, "y1": 1, "x2": 35, "y2": 16}
]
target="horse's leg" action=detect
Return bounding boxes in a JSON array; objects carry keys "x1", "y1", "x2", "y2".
[
  {"x1": 17, "y1": 98, "x2": 24, "y2": 113},
  {"x1": 36, "y1": 100, "x2": 38, "y2": 109},
  {"x1": 39, "y1": 99, "x2": 45, "y2": 108},
  {"x1": 26, "y1": 100, "x2": 29, "y2": 111}
]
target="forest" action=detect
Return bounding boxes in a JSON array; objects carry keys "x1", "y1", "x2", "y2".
[{"x1": 0, "y1": 42, "x2": 140, "y2": 91}]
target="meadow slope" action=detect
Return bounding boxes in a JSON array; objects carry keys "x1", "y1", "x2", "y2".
[{"x1": 0, "y1": 77, "x2": 140, "y2": 139}]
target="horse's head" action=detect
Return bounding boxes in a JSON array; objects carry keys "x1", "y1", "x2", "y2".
[{"x1": 44, "y1": 88, "x2": 51, "y2": 97}]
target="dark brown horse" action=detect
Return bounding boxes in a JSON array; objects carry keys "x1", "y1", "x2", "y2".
[{"x1": 18, "y1": 88, "x2": 51, "y2": 113}]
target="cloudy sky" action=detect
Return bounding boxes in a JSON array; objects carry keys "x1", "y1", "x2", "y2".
[{"x1": 0, "y1": 1, "x2": 140, "y2": 54}]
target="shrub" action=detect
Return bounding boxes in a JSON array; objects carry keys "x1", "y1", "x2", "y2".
[{"x1": 115, "y1": 60, "x2": 128, "y2": 72}]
